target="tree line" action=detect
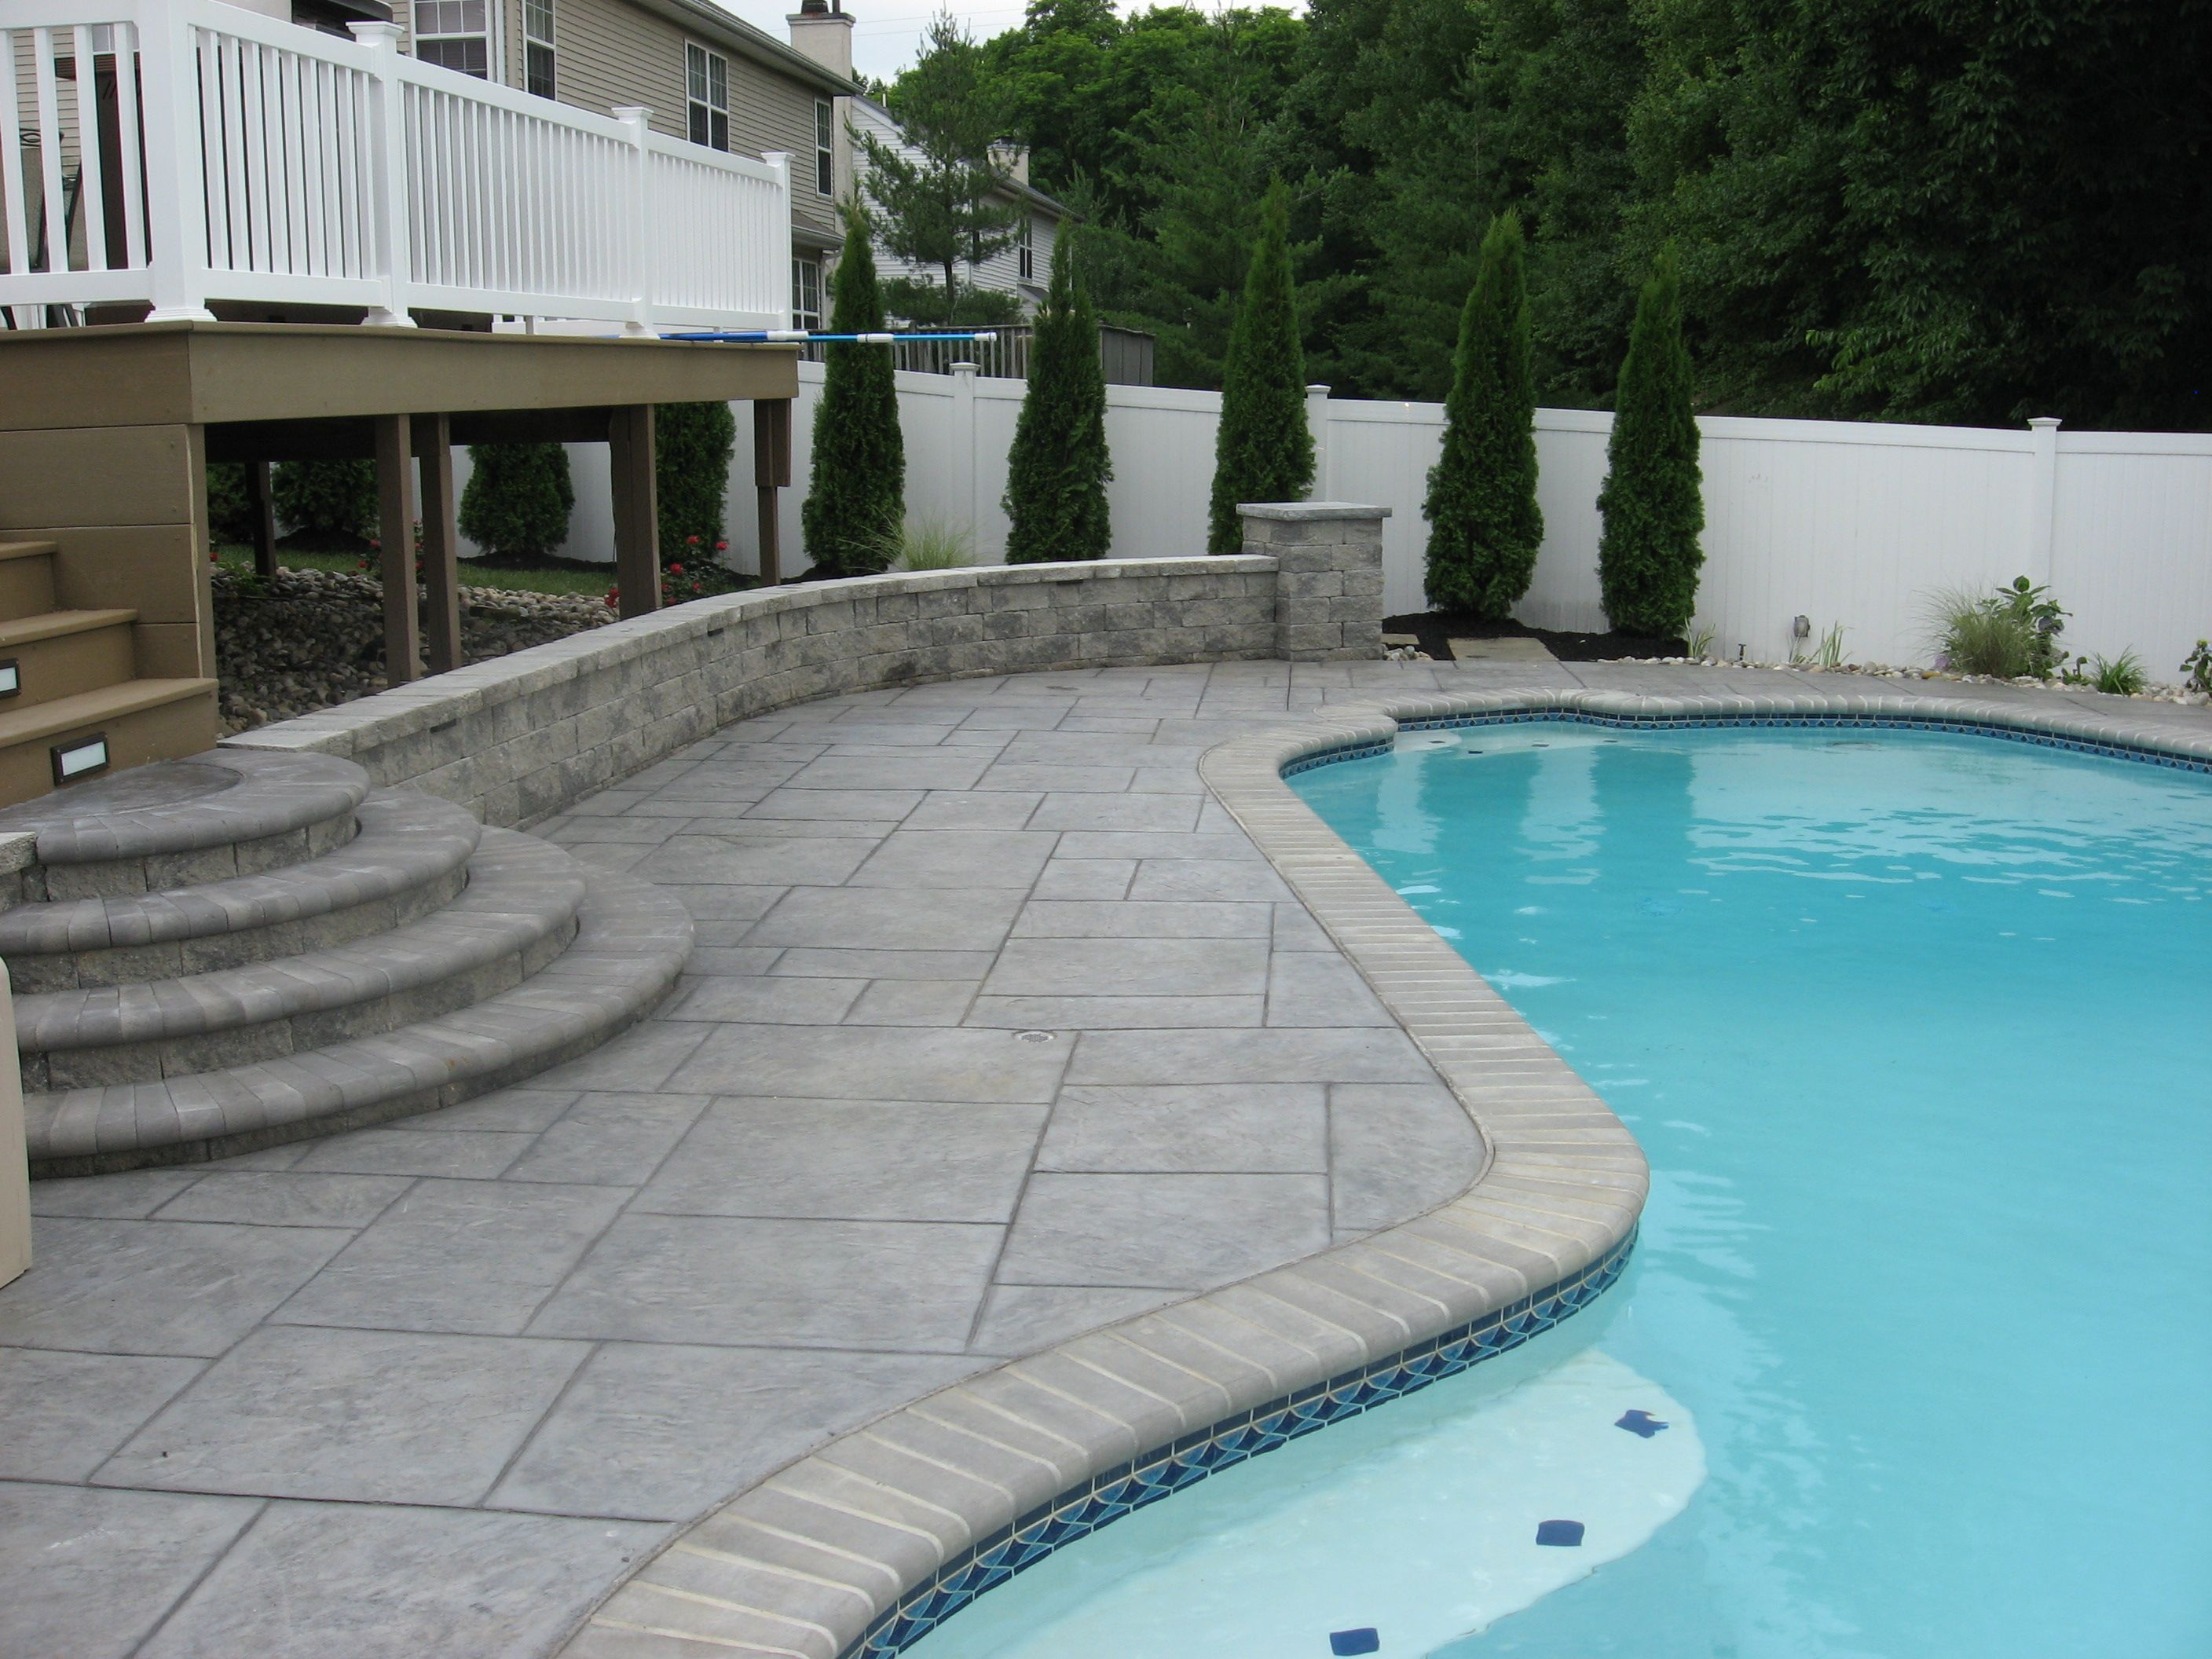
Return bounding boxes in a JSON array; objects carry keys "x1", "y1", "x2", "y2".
[{"x1": 885, "y1": 0, "x2": 2208, "y2": 430}]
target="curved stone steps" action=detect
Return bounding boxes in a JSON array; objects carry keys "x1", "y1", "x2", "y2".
[
  {"x1": 26, "y1": 867, "x2": 692, "y2": 1175},
  {"x1": 16, "y1": 830, "x2": 587, "y2": 1090},
  {"x1": 0, "y1": 791, "x2": 484, "y2": 990},
  {"x1": 0, "y1": 749, "x2": 366, "y2": 899}
]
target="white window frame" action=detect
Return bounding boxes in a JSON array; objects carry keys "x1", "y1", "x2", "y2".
[
  {"x1": 522, "y1": 0, "x2": 555, "y2": 99},
  {"x1": 412, "y1": 0, "x2": 492, "y2": 79},
  {"x1": 1017, "y1": 215, "x2": 1034, "y2": 282},
  {"x1": 686, "y1": 42, "x2": 731, "y2": 152},
  {"x1": 814, "y1": 99, "x2": 834, "y2": 196},
  {"x1": 793, "y1": 256, "x2": 823, "y2": 331}
]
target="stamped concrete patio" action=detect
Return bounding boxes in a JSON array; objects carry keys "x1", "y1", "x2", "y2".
[{"x1": 3, "y1": 654, "x2": 2205, "y2": 1657}]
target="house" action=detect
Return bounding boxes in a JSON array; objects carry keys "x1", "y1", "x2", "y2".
[
  {"x1": 380, "y1": 0, "x2": 855, "y2": 324},
  {"x1": 782, "y1": 0, "x2": 1070, "y2": 327}
]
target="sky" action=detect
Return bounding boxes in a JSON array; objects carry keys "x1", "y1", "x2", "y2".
[{"x1": 712, "y1": 0, "x2": 1042, "y2": 82}]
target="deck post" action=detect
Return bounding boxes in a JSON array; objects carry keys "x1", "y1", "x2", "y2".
[
  {"x1": 372, "y1": 414, "x2": 420, "y2": 683},
  {"x1": 753, "y1": 397, "x2": 792, "y2": 586},
  {"x1": 610, "y1": 404, "x2": 661, "y2": 618},
  {"x1": 413, "y1": 414, "x2": 463, "y2": 674},
  {"x1": 247, "y1": 460, "x2": 278, "y2": 578}
]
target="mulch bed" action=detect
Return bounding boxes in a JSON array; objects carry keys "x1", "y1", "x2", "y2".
[{"x1": 1385, "y1": 612, "x2": 1686, "y2": 663}]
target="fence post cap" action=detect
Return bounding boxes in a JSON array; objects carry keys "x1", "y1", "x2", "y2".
[
  {"x1": 2027, "y1": 416, "x2": 2064, "y2": 430},
  {"x1": 347, "y1": 20, "x2": 402, "y2": 45}
]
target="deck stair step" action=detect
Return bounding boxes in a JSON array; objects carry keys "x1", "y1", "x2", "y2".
[
  {"x1": 16, "y1": 830, "x2": 587, "y2": 1090},
  {"x1": 0, "y1": 747, "x2": 365, "y2": 899},
  {"x1": 26, "y1": 869, "x2": 690, "y2": 1175},
  {"x1": 0, "y1": 792, "x2": 483, "y2": 991},
  {"x1": 0, "y1": 608, "x2": 140, "y2": 709},
  {"x1": 0, "y1": 540, "x2": 58, "y2": 623},
  {"x1": 8, "y1": 748, "x2": 694, "y2": 1176}
]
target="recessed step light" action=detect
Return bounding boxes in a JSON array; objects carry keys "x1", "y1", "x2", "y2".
[
  {"x1": 0, "y1": 659, "x2": 18, "y2": 698},
  {"x1": 51, "y1": 733, "x2": 108, "y2": 785}
]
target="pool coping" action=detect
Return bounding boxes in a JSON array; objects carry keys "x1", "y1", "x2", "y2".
[{"x1": 555, "y1": 682, "x2": 2210, "y2": 1659}]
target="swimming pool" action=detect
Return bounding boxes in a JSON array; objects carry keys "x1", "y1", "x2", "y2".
[{"x1": 915, "y1": 721, "x2": 2211, "y2": 1657}]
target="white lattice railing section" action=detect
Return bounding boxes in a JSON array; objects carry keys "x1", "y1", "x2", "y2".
[{"x1": 1, "y1": 0, "x2": 791, "y2": 331}]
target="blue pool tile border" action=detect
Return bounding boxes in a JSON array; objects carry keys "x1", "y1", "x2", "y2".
[
  {"x1": 1283, "y1": 709, "x2": 2212, "y2": 776},
  {"x1": 850, "y1": 1231, "x2": 1637, "y2": 1658}
]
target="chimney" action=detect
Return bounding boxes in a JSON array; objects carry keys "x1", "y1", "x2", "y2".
[
  {"x1": 788, "y1": 0, "x2": 854, "y2": 82},
  {"x1": 990, "y1": 140, "x2": 1029, "y2": 186}
]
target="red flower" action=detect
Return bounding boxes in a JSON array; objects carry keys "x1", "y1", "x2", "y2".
[
  {"x1": 686, "y1": 534, "x2": 701, "y2": 545},
  {"x1": 668, "y1": 563, "x2": 684, "y2": 575},
  {"x1": 714, "y1": 540, "x2": 728, "y2": 552}
]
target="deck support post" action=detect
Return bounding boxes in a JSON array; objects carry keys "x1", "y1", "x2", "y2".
[
  {"x1": 753, "y1": 397, "x2": 792, "y2": 587},
  {"x1": 413, "y1": 413, "x2": 463, "y2": 675},
  {"x1": 247, "y1": 460, "x2": 278, "y2": 578},
  {"x1": 372, "y1": 413, "x2": 419, "y2": 683},
  {"x1": 609, "y1": 403, "x2": 660, "y2": 619}
]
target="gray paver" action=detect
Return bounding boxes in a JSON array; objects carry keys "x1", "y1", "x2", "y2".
[
  {"x1": 1038, "y1": 1083, "x2": 1329, "y2": 1174},
  {"x1": 97, "y1": 1326, "x2": 590, "y2": 1504},
  {"x1": 743, "y1": 884, "x2": 1027, "y2": 950},
  {"x1": 667, "y1": 1023, "x2": 1070, "y2": 1102},
  {"x1": 152, "y1": 1170, "x2": 416, "y2": 1228},
  {"x1": 998, "y1": 1173, "x2": 1332, "y2": 1290},
  {"x1": 501, "y1": 1091, "x2": 712, "y2": 1187},
  {"x1": 968, "y1": 1285, "x2": 1188, "y2": 1356},
  {"x1": 1330, "y1": 1082, "x2": 1487, "y2": 1232},
  {"x1": 134, "y1": 1500, "x2": 661, "y2": 1659},
  {"x1": 0, "y1": 1482, "x2": 260, "y2": 1659},
  {"x1": 0, "y1": 1349, "x2": 206, "y2": 1481},
  {"x1": 488, "y1": 1344, "x2": 987, "y2": 1521},
  {"x1": 845, "y1": 829, "x2": 1060, "y2": 890}
]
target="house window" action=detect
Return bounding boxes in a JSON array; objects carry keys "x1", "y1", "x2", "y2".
[
  {"x1": 814, "y1": 99, "x2": 834, "y2": 196},
  {"x1": 1017, "y1": 217, "x2": 1033, "y2": 282},
  {"x1": 793, "y1": 257, "x2": 822, "y2": 331},
  {"x1": 687, "y1": 43, "x2": 731, "y2": 152},
  {"x1": 413, "y1": 0, "x2": 489, "y2": 77},
  {"x1": 522, "y1": 0, "x2": 555, "y2": 98}
]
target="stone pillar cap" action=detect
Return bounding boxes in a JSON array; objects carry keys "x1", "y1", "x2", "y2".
[{"x1": 1238, "y1": 501, "x2": 1391, "y2": 521}]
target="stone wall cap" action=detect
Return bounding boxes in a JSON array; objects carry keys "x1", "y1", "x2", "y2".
[{"x1": 1239, "y1": 501, "x2": 1392, "y2": 521}]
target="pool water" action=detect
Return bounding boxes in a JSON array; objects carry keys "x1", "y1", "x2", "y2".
[{"x1": 910, "y1": 724, "x2": 2211, "y2": 1659}]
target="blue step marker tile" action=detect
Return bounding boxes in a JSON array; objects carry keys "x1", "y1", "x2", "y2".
[
  {"x1": 1617, "y1": 1409, "x2": 1670, "y2": 1438},
  {"x1": 1330, "y1": 1630, "x2": 1381, "y2": 1656},
  {"x1": 1535, "y1": 1519, "x2": 1586, "y2": 1547}
]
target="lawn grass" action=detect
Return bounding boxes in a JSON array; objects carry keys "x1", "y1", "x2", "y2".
[{"x1": 213, "y1": 547, "x2": 612, "y2": 597}]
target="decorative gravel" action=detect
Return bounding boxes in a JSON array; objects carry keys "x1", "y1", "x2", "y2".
[{"x1": 214, "y1": 565, "x2": 614, "y2": 734}]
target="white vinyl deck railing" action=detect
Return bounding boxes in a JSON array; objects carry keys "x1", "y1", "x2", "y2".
[{"x1": 2, "y1": 0, "x2": 793, "y2": 331}]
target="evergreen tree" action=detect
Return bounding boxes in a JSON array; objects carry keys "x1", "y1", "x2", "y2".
[
  {"x1": 270, "y1": 460, "x2": 376, "y2": 548},
  {"x1": 1206, "y1": 179, "x2": 1313, "y2": 556},
  {"x1": 1003, "y1": 234, "x2": 1112, "y2": 563},
  {"x1": 1423, "y1": 212, "x2": 1542, "y2": 618},
  {"x1": 458, "y1": 443, "x2": 574, "y2": 559},
  {"x1": 1597, "y1": 245, "x2": 1703, "y2": 638},
  {"x1": 655, "y1": 401, "x2": 736, "y2": 558},
  {"x1": 203, "y1": 462, "x2": 258, "y2": 548},
  {"x1": 803, "y1": 202, "x2": 906, "y2": 576}
]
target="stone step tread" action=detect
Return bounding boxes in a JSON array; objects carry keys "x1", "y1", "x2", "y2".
[
  {"x1": 0, "y1": 678, "x2": 218, "y2": 757},
  {"x1": 0, "y1": 745, "x2": 364, "y2": 864},
  {"x1": 0, "y1": 607, "x2": 138, "y2": 647},
  {"x1": 26, "y1": 870, "x2": 692, "y2": 1168},
  {"x1": 15, "y1": 829, "x2": 584, "y2": 1054},
  {"x1": 0, "y1": 540, "x2": 57, "y2": 563},
  {"x1": 0, "y1": 789, "x2": 482, "y2": 956}
]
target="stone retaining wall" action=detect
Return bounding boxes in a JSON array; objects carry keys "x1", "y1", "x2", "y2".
[{"x1": 220, "y1": 544, "x2": 1350, "y2": 827}]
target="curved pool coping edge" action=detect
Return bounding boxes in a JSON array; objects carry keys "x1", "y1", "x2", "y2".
[{"x1": 557, "y1": 682, "x2": 2211, "y2": 1659}]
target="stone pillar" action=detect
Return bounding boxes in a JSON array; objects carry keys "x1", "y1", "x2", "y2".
[{"x1": 1241, "y1": 501, "x2": 1389, "y2": 661}]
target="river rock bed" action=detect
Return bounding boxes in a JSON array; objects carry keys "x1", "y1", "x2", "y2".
[{"x1": 214, "y1": 565, "x2": 615, "y2": 734}]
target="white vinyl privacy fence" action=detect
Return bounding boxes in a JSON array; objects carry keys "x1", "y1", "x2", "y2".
[{"x1": 485, "y1": 364, "x2": 2212, "y2": 676}]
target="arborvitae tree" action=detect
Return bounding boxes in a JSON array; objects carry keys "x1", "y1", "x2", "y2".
[
  {"x1": 1003, "y1": 234, "x2": 1112, "y2": 563},
  {"x1": 804, "y1": 201, "x2": 906, "y2": 576},
  {"x1": 458, "y1": 443, "x2": 574, "y2": 559},
  {"x1": 1597, "y1": 245, "x2": 1704, "y2": 638},
  {"x1": 270, "y1": 460, "x2": 376, "y2": 548},
  {"x1": 203, "y1": 462, "x2": 258, "y2": 548},
  {"x1": 1206, "y1": 179, "x2": 1313, "y2": 555},
  {"x1": 1423, "y1": 211, "x2": 1542, "y2": 619},
  {"x1": 655, "y1": 401, "x2": 736, "y2": 558}
]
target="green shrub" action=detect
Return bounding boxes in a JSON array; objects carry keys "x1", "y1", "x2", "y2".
[
  {"x1": 2089, "y1": 650, "x2": 2147, "y2": 696},
  {"x1": 1928, "y1": 577, "x2": 2067, "y2": 677},
  {"x1": 655, "y1": 401, "x2": 736, "y2": 559},
  {"x1": 1597, "y1": 245, "x2": 1704, "y2": 637},
  {"x1": 2183, "y1": 640, "x2": 2212, "y2": 695},
  {"x1": 271, "y1": 460, "x2": 376, "y2": 548},
  {"x1": 870, "y1": 514, "x2": 975, "y2": 571},
  {"x1": 1423, "y1": 212, "x2": 1541, "y2": 620},
  {"x1": 458, "y1": 443, "x2": 575, "y2": 558},
  {"x1": 804, "y1": 200, "x2": 906, "y2": 577},
  {"x1": 1206, "y1": 179, "x2": 1313, "y2": 557},
  {"x1": 204, "y1": 462, "x2": 258, "y2": 547},
  {"x1": 1004, "y1": 233, "x2": 1112, "y2": 564}
]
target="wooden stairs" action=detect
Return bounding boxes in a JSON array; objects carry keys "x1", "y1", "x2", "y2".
[{"x1": 0, "y1": 540, "x2": 217, "y2": 809}]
